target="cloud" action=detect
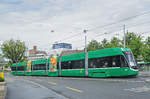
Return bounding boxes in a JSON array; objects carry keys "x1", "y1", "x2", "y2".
[{"x1": 0, "y1": 0, "x2": 150, "y2": 52}]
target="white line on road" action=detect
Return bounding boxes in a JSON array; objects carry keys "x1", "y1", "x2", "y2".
[
  {"x1": 62, "y1": 77, "x2": 145, "y2": 83},
  {"x1": 124, "y1": 86, "x2": 150, "y2": 93}
]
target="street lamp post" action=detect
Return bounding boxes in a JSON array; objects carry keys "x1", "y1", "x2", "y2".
[{"x1": 84, "y1": 30, "x2": 88, "y2": 77}]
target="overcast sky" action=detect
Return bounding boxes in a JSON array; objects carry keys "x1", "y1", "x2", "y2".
[{"x1": 0, "y1": 0, "x2": 150, "y2": 52}]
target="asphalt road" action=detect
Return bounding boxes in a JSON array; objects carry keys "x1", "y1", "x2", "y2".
[{"x1": 6, "y1": 73, "x2": 150, "y2": 99}]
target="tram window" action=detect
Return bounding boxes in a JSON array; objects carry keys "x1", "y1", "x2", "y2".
[
  {"x1": 11, "y1": 67, "x2": 16, "y2": 71},
  {"x1": 111, "y1": 56, "x2": 121, "y2": 67},
  {"x1": 72, "y1": 60, "x2": 84, "y2": 69},
  {"x1": 88, "y1": 55, "x2": 122, "y2": 68},
  {"x1": 120, "y1": 56, "x2": 128, "y2": 67},
  {"x1": 12, "y1": 66, "x2": 26, "y2": 71},
  {"x1": 32, "y1": 64, "x2": 46, "y2": 70},
  {"x1": 61, "y1": 61, "x2": 69, "y2": 69},
  {"x1": 57, "y1": 62, "x2": 59, "y2": 69},
  {"x1": 88, "y1": 59, "x2": 96, "y2": 68},
  {"x1": 61, "y1": 60, "x2": 84, "y2": 69},
  {"x1": 48, "y1": 63, "x2": 50, "y2": 69},
  {"x1": 16, "y1": 66, "x2": 25, "y2": 71}
]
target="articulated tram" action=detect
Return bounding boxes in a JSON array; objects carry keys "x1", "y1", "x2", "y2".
[{"x1": 11, "y1": 48, "x2": 138, "y2": 77}]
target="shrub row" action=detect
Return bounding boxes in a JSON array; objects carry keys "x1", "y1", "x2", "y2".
[{"x1": 0, "y1": 72, "x2": 4, "y2": 82}]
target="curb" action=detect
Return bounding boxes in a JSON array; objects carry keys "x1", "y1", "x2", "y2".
[{"x1": 0, "y1": 81, "x2": 7, "y2": 99}]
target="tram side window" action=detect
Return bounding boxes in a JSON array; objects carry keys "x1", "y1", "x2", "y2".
[
  {"x1": 57, "y1": 62, "x2": 59, "y2": 69},
  {"x1": 17, "y1": 66, "x2": 25, "y2": 71},
  {"x1": 61, "y1": 61, "x2": 70, "y2": 69},
  {"x1": 32, "y1": 64, "x2": 46, "y2": 70},
  {"x1": 110, "y1": 56, "x2": 121, "y2": 67},
  {"x1": 61, "y1": 60, "x2": 84, "y2": 69},
  {"x1": 88, "y1": 55, "x2": 122, "y2": 68},
  {"x1": 11, "y1": 67, "x2": 16, "y2": 71},
  {"x1": 120, "y1": 55, "x2": 128, "y2": 67},
  {"x1": 72, "y1": 60, "x2": 84, "y2": 69},
  {"x1": 48, "y1": 63, "x2": 50, "y2": 70}
]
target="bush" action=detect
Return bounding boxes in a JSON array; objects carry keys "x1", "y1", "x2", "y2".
[
  {"x1": 0, "y1": 72, "x2": 4, "y2": 82},
  {"x1": 0, "y1": 78, "x2": 4, "y2": 82}
]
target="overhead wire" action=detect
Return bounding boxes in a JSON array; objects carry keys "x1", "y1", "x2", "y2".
[
  {"x1": 88, "y1": 10, "x2": 150, "y2": 31},
  {"x1": 43, "y1": 10, "x2": 150, "y2": 51},
  {"x1": 50, "y1": 10, "x2": 150, "y2": 45}
]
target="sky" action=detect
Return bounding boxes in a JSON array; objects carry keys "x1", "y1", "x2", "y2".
[{"x1": 0, "y1": 0, "x2": 150, "y2": 53}]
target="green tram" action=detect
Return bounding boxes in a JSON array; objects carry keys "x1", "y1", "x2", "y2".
[{"x1": 11, "y1": 48, "x2": 138, "y2": 77}]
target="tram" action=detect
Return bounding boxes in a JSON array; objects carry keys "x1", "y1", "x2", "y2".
[{"x1": 11, "y1": 48, "x2": 138, "y2": 77}]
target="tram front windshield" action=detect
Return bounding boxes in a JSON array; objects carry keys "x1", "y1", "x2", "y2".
[{"x1": 123, "y1": 51, "x2": 137, "y2": 68}]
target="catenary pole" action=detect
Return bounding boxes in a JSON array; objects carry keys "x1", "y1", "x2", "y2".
[
  {"x1": 123, "y1": 24, "x2": 126, "y2": 48},
  {"x1": 84, "y1": 30, "x2": 88, "y2": 76}
]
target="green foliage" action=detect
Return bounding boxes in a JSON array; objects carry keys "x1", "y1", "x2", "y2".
[
  {"x1": 101, "y1": 38, "x2": 109, "y2": 48},
  {"x1": 88, "y1": 37, "x2": 123, "y2": 51},
  {"x1": 87, "y1": 32, "x2": 150, "y2": 61},
  {"x1": 126, "y1": 33, "x2": 144, "y2": 59},
  {"x1": 0, "y1": 54, "x2": 4, "y2": 67},
  {"x1": 1, "y1": 39, "x2": 27, "y2": 64},
  {"x1": 87, "y1": 40, "x2": 102, "y2": 51},
  {"x1": 142, "y1": 37, "x2": 150, "y2": 62},
  {"x1": 0, "y1": 78, "x2": 4, "y2": 82},
  {"x1": 106, "y1": 37, "x2": 123, "y2": 48}
]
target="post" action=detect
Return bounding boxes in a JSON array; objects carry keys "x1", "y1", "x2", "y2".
[
  {"x1": 31, "y1": 63, "x2": 33, "y2": 76},
  {"x1": 84, "y1": 30, "x2": 88, "y2": 77},
  {"x1": 46, "y1": 58, "x2": 48, "y2": 75},
  {"x1": 123, "y1": 24, "x2": 126, "y2": 48},
  {"x1": 24, "y1": 63, "x2": 25, "y2": 75},
  {"x1": 16, "y1": 63, "x2": 17, "y2": 75},
  {"x1": 59, "y1": 55, "x2": 61, "y2": 76}
]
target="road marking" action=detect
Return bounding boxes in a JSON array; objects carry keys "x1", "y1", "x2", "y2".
[
  {"x1": 48, "y1": 82, "x2": 57, "y2": 85},
  {"x1": 66, "y1": 86, "x2": 83, "y2": 93},
  {"x1": 145, "y1": 79, "x2": 150, "y2": 82},
  {"x1": 63, "y1": 77, "x2": 144, "y2": 83},
  {"x1": 124, "y1": 86, "x2": 150, "y2": 93},
  {"x1": 24, "y1": 79, "x2": 67, "y2": 99}
]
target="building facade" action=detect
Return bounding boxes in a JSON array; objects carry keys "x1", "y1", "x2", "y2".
[{"x1": 29, "y1": 46, "x2": 47, "y2": 60}]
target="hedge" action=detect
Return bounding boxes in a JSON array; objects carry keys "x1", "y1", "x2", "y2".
[{"x1": 0, "y1": 72, "x2": 4, "y2": 82}]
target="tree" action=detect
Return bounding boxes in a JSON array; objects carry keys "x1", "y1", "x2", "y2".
[
  {"x1": 101, "y1": 38, "x2": 109, "y2": 48},
  {"x1": 0, "y1": 54, "x2": 5, "y2": 70},
  {"x1": 142, "y1": 36, "x2": 150, "y2": 62},
  {"x1": 107, "y1": 37, "x2": 123, "y2": 48},
  {"x1": 125, "y1": 32, "x2": 144, "y2": 60},
  {"x1": 1, "y1": 39, "x2": 27, "y2": 64},
  {"x1": 87, "y1": 37, "x2": 123, "y2": 51},
  {"x1": 88, "y1": 40, "x2": 102, "y2": 51},
  {"x1": 125, "y1": 32, "x2": 137, "y2": 46}
]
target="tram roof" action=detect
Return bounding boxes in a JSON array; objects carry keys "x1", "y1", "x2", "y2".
[{"x1": 60, "y1": 48, "x2": 131, "y2": 62}]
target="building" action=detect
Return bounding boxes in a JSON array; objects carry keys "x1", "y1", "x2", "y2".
[
  {"x1": 29, "y1": 46, "x2": 47, "y2": 60},
  {"x1": 61, "y1": 50, "x2": 84, "y2": 56}
]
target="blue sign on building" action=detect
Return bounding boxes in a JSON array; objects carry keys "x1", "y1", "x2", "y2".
[{"x1": 52, "y1": 43, "x2": 72, "y2": 49}]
